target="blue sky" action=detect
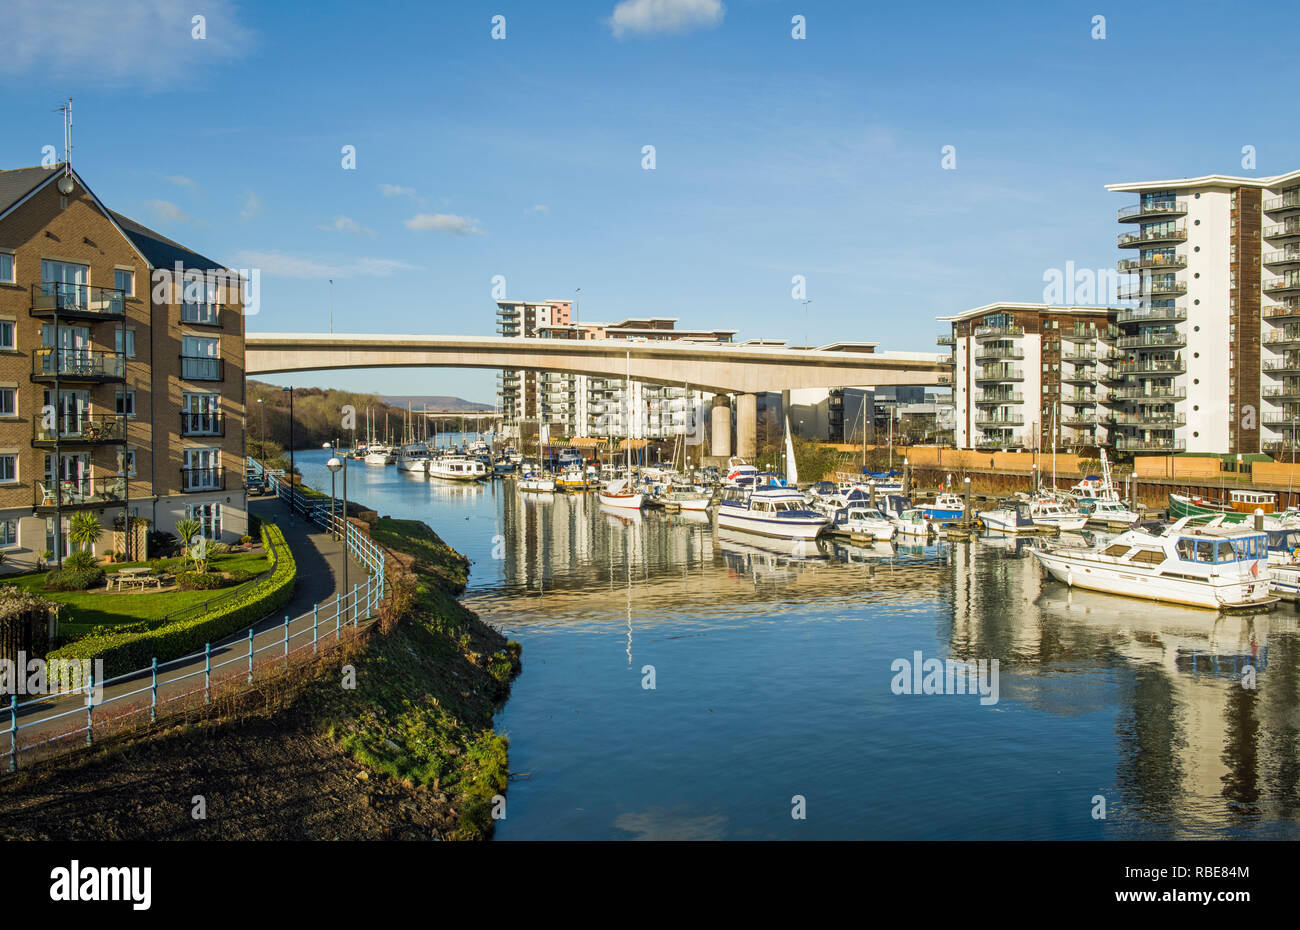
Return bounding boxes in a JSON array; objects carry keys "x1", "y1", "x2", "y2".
[{"x1": 3, "y1": 0, "x2": 1296, "y2": 403}]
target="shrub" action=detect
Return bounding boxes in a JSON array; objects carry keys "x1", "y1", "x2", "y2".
[
  {"x1": 209, "y1": 541, "x2": 231, "y2": 555},
  {"x1": 177, "y1": 571, "x2": 225, "y2": 591},
  {"x1": 63, "y1": 549, "x2": 98, "y2": 572},
  {"x1": 147, "y1": 531, "x2": 177, "y2": 558},
  {"x1": 226, "y1": 568, "x2": 256, "y2": 584},
  {"x1": 48, "y1": 524, "x2": 298, "y2": 678},
  {"x1": 239, "y1": 535, "x2": 253, "y2": 546},
  {"x1": 44, "y1": 569, "x2": 105, "y2": 592}
]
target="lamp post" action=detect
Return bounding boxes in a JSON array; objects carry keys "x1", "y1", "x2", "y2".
[
  {"x1": 324, "y1": 442, "x2": 337, "y2": 536},
  {"x1": 282, "y1": 386, "x2": 294, "y2": 509},
  {"x1": 802, "y1": 298, "x2": 812, "y2": 347},
  {"x1": 325, "y1": 453, "x2": 347, "y2": 620}
]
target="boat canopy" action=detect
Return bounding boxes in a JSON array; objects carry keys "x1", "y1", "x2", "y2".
[{"x1": 1174, "y1": 533, "x2": 1267, "y2": 564}]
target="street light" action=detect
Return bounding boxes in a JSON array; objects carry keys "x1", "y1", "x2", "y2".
[
  {"x1": 323, "y1": 442, "x2": 337, "y2": 536},
  {"x1": 282, "y1": 386, "x2": 295, "y2": 509},
  {"x1": 325, "y1": 452, "x2": 347, "y2": 619}
]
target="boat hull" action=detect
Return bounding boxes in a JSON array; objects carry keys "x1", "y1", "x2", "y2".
[
  {"x1": 717, "y1": 510, "x2": 826, "y2": 540},
  {"x1": 1033, "y1": 549, "x2": 1273, "y2": 610},
  {"x1": 599, "y1": 492, "x2": 644, "y2": 509}
]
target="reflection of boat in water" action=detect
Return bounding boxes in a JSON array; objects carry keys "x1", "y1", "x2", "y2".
[
  {"x1": 828, "y1": 539, "x2": 896, "y2": 563},
  {"x1": 715, "y1": 528, "x2": 825, "y2": 561},
  {"x1": 600, "y1": 502, "x2": 644, "y2": 526}
]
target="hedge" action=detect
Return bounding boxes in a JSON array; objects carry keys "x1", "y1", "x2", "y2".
[{"x1": 48, "y1": 524, "x2": 298, "y2": 680}]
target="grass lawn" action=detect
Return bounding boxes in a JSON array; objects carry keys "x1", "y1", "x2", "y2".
[{"x1": 1, "y1": 551, "x2": 272, "y2": 637}]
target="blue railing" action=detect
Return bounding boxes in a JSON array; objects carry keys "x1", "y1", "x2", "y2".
[{"x1": 4, "y1": 463, "x2": 390, "y2": 771}]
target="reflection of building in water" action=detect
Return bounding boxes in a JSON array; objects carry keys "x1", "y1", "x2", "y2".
[{"x1": 948, "y1": 539, "x2": 1300, "y2": 834}]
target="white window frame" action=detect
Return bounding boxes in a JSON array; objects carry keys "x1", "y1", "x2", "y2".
[
  {"x1": 114, "y1": 328, "x2": 136, "y2": 358},
  {"x1": 0, "y1": 453, "x2": 17, "y2": 485},
  {"x1": 116, "y1": 389, "x2": 136, "y2": 418},
  {"x1": 0, "y1": 387, "x2": 16, "y2": 418},
  {"x1": 0, "y1": 251, "x2": 13, "y2": 284},
  {"x1": 0, "y1": 518, "x2": 18, "y2": 549},
  {"x1": 0, "y1": 320, "x2": 14, "y2": 351},
  {"x1": 114, "y1": 268, "x2": 135, "y2": 297}
]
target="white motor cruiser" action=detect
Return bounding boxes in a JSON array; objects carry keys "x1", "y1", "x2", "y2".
[
  {"x1": 830, "y1": 504, "x2": 897, "y2": 542},
  {"x1": 427, "y1": 454, "x2": 487, "y2": 481},
  {"x1": 717, "y1": 486, "x2": 828, "y2": 540}
]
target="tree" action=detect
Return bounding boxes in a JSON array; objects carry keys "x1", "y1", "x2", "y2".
[
  {"x1": 68, "y1": 512, "x2": 103, "y2": 555},
  {"x1": 175, "y1": 518, "x2": 201, "y2": 557}
]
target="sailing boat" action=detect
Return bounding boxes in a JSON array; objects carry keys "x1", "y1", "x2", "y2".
[{"x1": 600, "y1": 351, "x2": 645, "y2": 510}]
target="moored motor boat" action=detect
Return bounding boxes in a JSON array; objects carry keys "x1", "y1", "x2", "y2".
[
  {"x1": 518, "y1": 470, "x2": 556, "y2": 493},
  {"x1": 1028, "y1": 496, "x2": 1087, "y2": 531},
  {"x1": 427, "y1": 454, "x2": 487, "y2": 481},
  {"x1": 979, "y1": 500, "x2": 1039, "y2": 534},
  {"x1": 830, "y1": 504, "x2": 897, "y2": 542},
  {"x1": 919, "y1": 492, "x2": 965, "y2": 522},
  {"x1": 717, "y1": 486, "x2": 828, "y2": 540}
]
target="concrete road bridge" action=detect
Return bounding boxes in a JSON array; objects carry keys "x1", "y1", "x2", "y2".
[{"x1": 245, "y1": 333, "x2": 949, "y2": 458}]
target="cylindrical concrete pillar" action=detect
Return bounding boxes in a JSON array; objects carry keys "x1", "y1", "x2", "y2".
[
  {"x1": 736, "y1": 393, "x2": 757, "y2": 461},
  {"x1": 711, "y1": 394, "x2": 731, "y2": 459}
]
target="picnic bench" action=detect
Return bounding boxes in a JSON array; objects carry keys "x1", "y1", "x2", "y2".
[{"x1": 112, "y1": 567, "x2": 164, "y2": 592}]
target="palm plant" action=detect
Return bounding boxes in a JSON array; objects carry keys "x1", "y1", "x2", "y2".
[
  {"x1": 175, "y1": 518, "x2": 201, "y2": 556},
  {"x1": 68, "y1": 512, "x2": 103, "y2": 556}
]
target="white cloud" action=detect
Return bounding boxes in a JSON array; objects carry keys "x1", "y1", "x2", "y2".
[
  {"x1": 317, "y1": 215, "x2": 377, "y2": 237},
  {"x1": 240, "y1": 191, "x2": 263, "y2": 220},
  {"x1": 2, "y1": 0, "x2": 253, "y2": 86},
  {"x1": 144, "y1": 199, "x2": 193, "y2": 224},
  {"x1": 525, "y1": 204, "x2": 550, "y2": 215},
  {"x1": 164, "y1": 174, "x2": 197, "y2": 188},
  {"x1": 608, "y1": 0, "x2": 724, "y2": 39},
  {"x1": 404, "y1": 213, "x2": 483, "y2": 236},
  {"x1": 233, "y1": 250, "x2": 418, "y2": 279},
  {"x1": 379, "y1": 184, "x2": 416, "y2": 198}
]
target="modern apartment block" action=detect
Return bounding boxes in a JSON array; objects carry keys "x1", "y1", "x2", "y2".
[
  {"x1": 0, "y1": 165, "x2": 247, "y2": 569},
  {"x1": 494, "y1": 300, "x2": 733, "y2": 441},
  {"x1": 939, "y1": 303, "x2": 1118, "y2": 451},
  {"x1": 1106, "y1": 170, "x2": 1300, "y2": 455}
]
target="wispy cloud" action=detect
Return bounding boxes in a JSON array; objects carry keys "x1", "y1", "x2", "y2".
[
  {"x1": 608, "y1": 0, "x2": 724, "y2": 39},
  {"x1": 379, "y1": 184, "x2": 417, "y2": 198},
  {"x1": 163, "y1": 174, "x2": 198, "y2": 189},
  {"x1": 234, "y1": 250, "x2": 418, "y2": 279},
  {"x1": 240, "y1": 191, "x2": 263, "y2": 220},
  {"x1": 404, "y1": 213, "x2": 483, "y2": 236},
  {"x1": 317, "y1": 215, "x2": 377, "y2": 237},
  {"x1": 2, "y1": 0, "x2": 253, "y2": 87},
  {"x1": 525, "y1": 204, "x2": 550, "y2": 215},
  {"x1": 144, "y1": 199, "x2": 193, "y2": 224}
]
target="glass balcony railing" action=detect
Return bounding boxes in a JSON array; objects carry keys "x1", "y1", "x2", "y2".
[
  {"x1": 1264, "y1": 277, "x2": 1300, "y2": 296},
  {"x1": 1114, "y1": 437, "x2": 1186, "y2": 452},
  {"x1": 1114, "y1": 332, "x2": 1186, "y2": 349},
  {"x1": 1264, "y1": 221, "x2": 1300, "y2": 241},
  {"x1": 1263, "y1": 190, "x2": 1300, "y2": 215},
  {"x1": 29, "y1": 282, "x2": 126, "y2": 319},
  {"x1": 1109, "y1": 386, "x2": 1186, "y2": 401},
  {"x1": 181, "y1": 467, "x2": 224, "y2": 492},
  {"x1": 35, "y1": 475, "x2": 128, "y2": 509},
  {"x1": 1263, "y1": 248, "x2": 1300, "y2": 268},
  {"x1": 973, "y1": 324, "x2": 1024, "y2": 339},
  {"x1": 1118, "y1": 227, "x2": 1187, "y2": 247},
  {"x1": 1118, "y1": 201, "x2": 1187, "y2": 222},
  {"x1": 974, "y1": 392, "x2": 1023, "y2": 405},
  {"x1": 1116, "y1": 306, "x2": 1187, "y2": 324},
  {"x1": 1117, "y1": 254, "x2": 1187, "y2": 272},
  {"x1": 33, "y1": 414, "x2": 128, "y2": 445},
  {"x1": 31, "y1": 348, "x2": 126, "y2": 381},
  {"x1": 180, "y1": 355, "x2": 224, "y2": 381}
]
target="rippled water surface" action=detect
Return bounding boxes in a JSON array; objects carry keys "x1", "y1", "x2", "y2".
[{"x1": 297, "y1": 446, "x2": 1300, "y2": 840}]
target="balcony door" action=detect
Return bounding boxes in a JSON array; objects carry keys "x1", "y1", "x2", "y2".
[
  {"x1": 184, "y1": 448, "x2": 220, "y2": 489},
  {"x1": 182, "y1": 392, "x2": 220, "y2": 434},
  {"x1": 41, "y1": 259, "x2": 89, "y2": 309},
  {"x1": 45, "y1": 452, "x2": 90, "y2": 496},
  {"x1": 43, "y1": 389, "x2": 90, "y2": 436},
  {"x1": 41, "y1": 323, "x2": 92, "y2": 374}
]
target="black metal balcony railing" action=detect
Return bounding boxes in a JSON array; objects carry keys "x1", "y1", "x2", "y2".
[
  {"x1": 180, "y1": 303, "x2": 222, "y2": 327},
  {"x1": 180, "y1": 355, "x2": 224, "y2": 381},
  {"x1": 33, "y1": 413, "x2": 128, "y2": 446},
  {"x1": 181, "y1": 467, "x2": 225, "y2": 492},
  {"x1": 31, "y1": 348, "x2": 126, "y2": 381},
  {"x1": 181, "y1": 411, "x2": 225, "y2": 437},
  {"x1": 1118, "y1": 201, "x2": 1187, "y2": 222},
  {"x1": 35, "y1": 475, "x2": 128, "y2": 510},
  {"x1": 29, "y1": 282, "x2": 126, "y2": 319}
]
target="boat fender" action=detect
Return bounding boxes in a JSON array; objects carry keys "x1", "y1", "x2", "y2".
[{"x1": 1066, "y1": 568, "x2": 1073, "y2": 588}]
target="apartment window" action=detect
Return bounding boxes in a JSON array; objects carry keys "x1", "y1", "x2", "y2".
[
  {"x1": 0, "y1": 519, "x2": 16, "y2": 548},
  {"x1": 114, "y1": 269, "x2": 134, "y2": 297},
  {"x1": 116, "y1": 389, "x2": 136, "y2": 418},
  {"x1": 186, "y1": 502, "x2": 222, "y2": 539},
  {"x1": 0, "y1": 321, "x2": 13, "y2": 350},
  {"x1": 181, "y1": 282, "x2": 219, "y2": 325},
  {"x1": 182, "y1": 392, "x2": 221, "y2": 435},
  {"x1": 114, "y1": 329, "x2": 136, "y2": 358},
  {"x1": 0, "y1": 388, "x2": 15, "y2": 417},
  {"x1": 181, "y1": 336, "x2": 221, "y2": 380},
  {"x1": 0, "y1": 252, "x2": 13, "y2": 284},
  {"x1": 182, "y1": 448, "x2": 221, "y2": 490},
  {"x1": 120, "y1": 449, "x2": 137, "y2": 477},
  {"x1": 0, "y1": 454, "x2": 15, "y2": 483}
]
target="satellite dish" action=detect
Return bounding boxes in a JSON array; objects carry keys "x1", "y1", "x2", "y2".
[{"x1": 57, "y1": 175, "x2": 75, "y2": 195}]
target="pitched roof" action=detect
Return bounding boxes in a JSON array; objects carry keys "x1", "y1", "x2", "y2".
[
  {"x1": 107, "y1": 210, "x2": 227, "y2": 272},
  {"x1": 0, "y1": 165, "x2": 59, "y2": 216}
]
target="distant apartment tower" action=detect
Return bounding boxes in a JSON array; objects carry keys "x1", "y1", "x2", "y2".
[
  {"x1": 1106, "y1": 169, "x2": 1300, "y2": 454},
  {"x1": 494, "y1": 299, "x2": 571, "y2": 434},
  {"x1": 0, "y1": 165, "x2": 247, "y2": 569},
  {"x1": 939, "y1": 303, "x2": 1118, "y2": 451}
]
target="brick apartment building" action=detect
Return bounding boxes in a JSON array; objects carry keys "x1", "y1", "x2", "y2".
[{"x1": 0, "y1": 164, "x2": 247, "y2": 570}]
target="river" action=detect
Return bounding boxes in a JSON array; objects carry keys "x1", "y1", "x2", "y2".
[{"x1": 294, "y1": 446, "x2": 1300, "y2": 841}]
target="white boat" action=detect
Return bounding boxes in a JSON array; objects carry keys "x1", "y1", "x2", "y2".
[
  {"x1": 892, "y1": 508, "x2": 936, "y2": 537},
  {"x1": 1032, "y1": 517, "x2": 1276, "y2": 610},
  {"x1": 1028, "y1": 496, "x2": 1087, "y2": 532},
  {"x1": 717, "y1": 486, "x2": 828, "y2": 540},
  {"x1": 556, "y1": 465, "x2": 589, "y2": 491},
  {"x1": 830, "y1": 504, "x2": 897, "y2": 541},
  {"x1": 1085, "y1": 498, "x2": 1142, "y2": 529},
  {"x1": 396, "y1": 448, "x2": 428, "y2": 473},
  {"x1": 724, "y1": 456, "x2": 758, "y2": 487},
  {"x1": 363, "y1": 446, "x2": 394, "y2": 465},
  {"x1": 599, "y1": 478, "x2": 644, "y2": 510},
  {"x1": 426, "y1": 455, "x2": 487, "y2": 481},
  {"x1": 919, "y1": 493, "x2": 964, "y2": 522},
  {"x1": 518, "y1": 471, "x2": 556, "y2": 493},
  {"x1": 979, "y1": 500, "x2": 1038, "y2": 533}
]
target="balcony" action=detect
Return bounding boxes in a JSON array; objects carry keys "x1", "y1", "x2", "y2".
[
  {"x1": 974, "y1": 391, "x2": 1023, "y2": 405},
  {"x1": 1062, "y1": 413, "x2": 1101, "y2": 428},
  {"x1": 29, "y1": 282, "x2": 126, "y2": 321},
  {"x1": 1116, "y1": 305, "x2": 1187, "y2": 325},
  {"x1": 1264, "y1": 331, "x2": 1300, "y2": 350},
  {"x1": 1118, "y1": 201, "x2": 1187, "y2": 222},
  {"x1": 1062, "y1": 392, "x2": 1100, "y2": 404},
  {"x1": 33, "y1": 414, "x2": 128, "y2": 447},
  {"x1": 179, "y1": 302, "x2": 222, "y2": 327},
  {"x1": 973, "y1": 346, "x2": 1024, "y2": 362},
  {"x1": 1108, "y1": 359, "x2": 1185, "y2": 376},
  {"x1": 1263, "y1": 413, "x2": 1300, "y2": 429},
  {"x1": 1264, "y1": 276, "x2": 1300, "y2": 297},
  {"x1": 181, "y1": 411, "x2": 225, "y2": 437},
  {"x1": 1110, "y1": 412, "x2": 1186, "y2": 428},
  {"x1": 1061, "y1": 330, "x2": 1102, "y2": 343},
  {"x1": 936, "y1": 334, "x2": 955, "y2": 346},
  {"x1": 1263, "y1": 190, "x2": 1300, "y2": 216},
  {"x1": 1118, "y1": 227, "x2": 1187, "y2": 248},
  {"x1": 1263, "y1": 248, "x2": 1300, "y2": 270},
  {"x1": 1266, "y1": 359, "x2": 1300, "y2": 377},
  {"x1": 1264, "y1": 302, "x2": 1300, "y2": 323},
  {"x1": 1109, "y1": 386, "x2": 1186, "y2": 401},
  {"x1": 1114, "y1": 332, "x2": 1186, "y2": 349},
  {"x1": 975, "y1": 415, "x2": 1025, "y2": 427},
  {"x1": 974, "y1": 367, "x2": 1024, "y2": 383},
  {"x1": 1264, "y1": 221, "x2": 1300, "y2": 242},
  {"x1": 1115, "y1": 437, "x2": 1187, "y2": 452},
  {"x1": 973, "y1": 324, "x2": 1024, "y2": 340},
  {"x1": 35, "y1": 475, "x2": 128, "y2": 511},
  {"x1": 974, "y1": 438, "x2": 1019, "y2": 450},
  {"x1": 181, "y1": 467, "x2": 225, "y2": 493},
  {"x1": 1062, "y1": 370, "x2": 1100, "y2": 384},
  {"x1": 31, "y1": 348, "x2": 126, "y2": 383},
  {"x1": 1117, "y1": 281, "x2": 1187, "y2": 300},
  {"x1": 1263, "y1": 387, "x2": 1300, "y2": 403},
  {"x1": 180, "y1": 355, "x2": 224, "y2": 381},
  {"x1": 1062, "y1": 350, "x2": 1098, "y2": 362},
  {"x1": 1117, "y1": 254, "x2": 1187, "y2": 273}
]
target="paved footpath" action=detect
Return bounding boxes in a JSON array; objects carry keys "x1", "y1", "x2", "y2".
[{"x1": 9, "y1": 494, "x2": 370, "y2": 764}]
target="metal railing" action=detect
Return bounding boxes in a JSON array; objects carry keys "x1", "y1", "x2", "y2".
[
  {"x1": 1118, "y1": 201, "x2": 1186, "y2": 221},
  {"x1": 5, "y1": 464, "x2": 389, "y2": 772},
  {"x1": 180, "y1": 303, "x2": 222, "y2": 326},
  {"x1": 35, "y1": 475, "x2": 127, "y2": 509},
  {"x1": 32, "y1": 348, "x2": 126, "y2": 381},
  {"x1": 180, "y1": 411, "x2": 225, "y2": 436},
  {"x1": 181, "y1": 467, "x2": 225, "y2": 492},
  {"x1": 180, "y1": 355, "x2": 224, "y2": 381},
  {"x1": 29, "y1": 282, "x2": 126, "y2": 318},
  {"x1": 33, "y1": 413, "x2": 127, "y2": 445}
]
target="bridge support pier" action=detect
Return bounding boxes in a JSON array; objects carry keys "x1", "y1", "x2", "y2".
[
  {"x1": 736, "y1": 393, "x2": 757, "y2": 461},
  {"x1": 711, "y1": 395, "x2": 731, "y2": 459}
]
